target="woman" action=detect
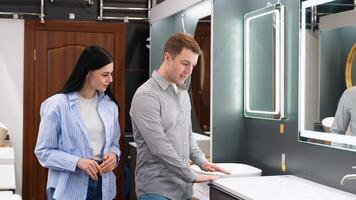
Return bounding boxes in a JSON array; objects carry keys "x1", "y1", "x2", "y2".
[{"x1": 35, "y1": 45, "x2": 121, "y2": 200}]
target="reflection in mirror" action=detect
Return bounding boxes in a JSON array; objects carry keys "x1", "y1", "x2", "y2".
[
  {"x1": 191, "y1": 15, "x2": 211, "y2": 134},
  {"x1": 244, "y1": 3, "x2": 285, "y2": 120},
  {"x1": 299, "y1": 0, "x2": 356, "y2": 150},
  {"x1": 345, "y1": 43, "x2": 356, "y2": 88}
]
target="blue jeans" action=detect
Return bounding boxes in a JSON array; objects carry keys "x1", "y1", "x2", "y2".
[
  {"x1": 46, "y1": 175, "x2": 102, "y2": 200},
  {"x1": 138, "y1": 194, "x2": 192, "y2": 200},
  {"x1": 86, "y1": 175, "x2": 102, "y2": 200},
  {"x1": 138, "y1": 194, "x2": 170, "y2": 200},
  {"x1": 46, "y1": 187, "x2": 55, "y2": 200}
]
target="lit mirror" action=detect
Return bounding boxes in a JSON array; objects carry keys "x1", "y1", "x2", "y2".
[
  {"x1": 244, "y1": 3, "x2": 285, "y2": 120},
  {"x1": 299, "y1": 0, "x2": 356, "y2": 150}
]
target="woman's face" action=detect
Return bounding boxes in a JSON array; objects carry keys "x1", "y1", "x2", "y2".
[{"x1": 87, "y1": 62, "x2": 114, "y2": 92}]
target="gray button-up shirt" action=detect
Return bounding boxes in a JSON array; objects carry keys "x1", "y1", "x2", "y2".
[
  {"x1": 332, "y1": 86, "x2": 356, "y2": 136},
  {"x1": 130, "y1": 71, "x2": 207, "y2": 200}
]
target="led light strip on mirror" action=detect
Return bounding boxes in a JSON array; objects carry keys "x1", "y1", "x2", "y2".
[
  {"x1": 244, "y1": 3, "x2": 285, "y2": 120},
  {"x1": 299, "y1": 0, "x2": 356, "y2": 146}
]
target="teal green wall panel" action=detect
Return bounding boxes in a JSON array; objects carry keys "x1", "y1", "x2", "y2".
[
  {"x1": 243, "y1": 0, "x2": 300, "y2": 171},
  {"x1": 150, "y1": 14, "x2": 180, "y2": 73},
  {"x1": 150, "y1": 9, "x2": 201, "y2": 73},
  {"x1": 212, "y1": 0, "x2": 247, "y2": 162}
]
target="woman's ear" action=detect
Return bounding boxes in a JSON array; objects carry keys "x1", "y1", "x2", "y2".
[{"x1": 86, "y1": 71, "x2": 92, "y2": 79}]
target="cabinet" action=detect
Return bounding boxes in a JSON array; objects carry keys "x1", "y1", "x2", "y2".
[
  {"x1": 209, "y1": 185, "x2": 243, "y2": 200},
  {"x1": 128, "y1": 142, "x2": 137, "y2": 200}
]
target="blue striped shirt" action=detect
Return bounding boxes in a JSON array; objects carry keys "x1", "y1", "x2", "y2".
[{"x1": 34, "y1": 92, "x2": 120, "y2": 200}]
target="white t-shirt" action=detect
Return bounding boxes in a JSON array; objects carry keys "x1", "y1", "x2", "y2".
[
  {"x1": 171, "y1": 83, "x2": 178, "y2": 93},
  {"x1": 77, "y1": 93, "x2": 105, "y2": 160}
]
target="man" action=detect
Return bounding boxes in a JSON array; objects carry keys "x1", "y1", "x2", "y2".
[
  {"x1": 330, "y1": 86, "x2": 356, "y2": 149},
  {"x1": 130, "y1": 33, "x2": 230, "y2": 200}
]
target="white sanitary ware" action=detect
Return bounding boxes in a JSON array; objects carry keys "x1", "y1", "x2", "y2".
[
  {"x1": 0, "y1": 191, "x2": 21, "y2": 200},
  {"x1": 321, "y1": 117, "x2": 334, "y2": 132},
  {"x1": 0, "y1": 147, "x2": 20, "y2": 199},
  {"x1": 191, "y1": 163, "x2": 262, "y2": 200},
  {"x1": 322, "y1": 117, "x2": 351, "y2": 135},
  {"x1": 0, "y1": 147, "x2": 15, "y2": 190},
  {"x1": 212, "y1": 175, "x2": 356, "y2": 200}
]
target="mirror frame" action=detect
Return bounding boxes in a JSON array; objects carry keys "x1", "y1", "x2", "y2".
[
  {"x1": 345, "y1": 43, "x2": 356, "y2": 89},
  {"x1": 299, "y1": 0, "x2": 356, "y2": 147},
  {"x1": 190, "y1": 15, "x2": 211, "y2": 134},
  {"x1": 244, "y1": 3, "x2": 285, "y2": 120}
]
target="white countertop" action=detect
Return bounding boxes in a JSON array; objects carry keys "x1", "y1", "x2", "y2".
[{"x1": 212, "y1": 175, "x2": 356, "y2": 200}]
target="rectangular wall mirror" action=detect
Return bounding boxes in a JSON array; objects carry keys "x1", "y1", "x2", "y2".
[
  {"x1": 299, "y1": 0, "x2": 356, "y2": 150},
  {"x1": 244, "y1": 3, "x2": 285, "y2": 120}
]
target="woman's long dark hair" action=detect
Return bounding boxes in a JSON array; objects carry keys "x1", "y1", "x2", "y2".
[{"x1": 58, "y1": 45, "x2": 119, "y2": 106}]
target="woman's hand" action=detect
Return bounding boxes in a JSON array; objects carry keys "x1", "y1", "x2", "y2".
[
  {"x1": 100, "y1": 152, "x2": 117, "y2": 173},
  {"x1": 77, "y1": 158, "x2": 102, "y2": 181}
]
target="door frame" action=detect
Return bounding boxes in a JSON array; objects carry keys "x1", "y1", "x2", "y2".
[{"x1": 23, "y1": 19, "x2": 126, "y2": 200}]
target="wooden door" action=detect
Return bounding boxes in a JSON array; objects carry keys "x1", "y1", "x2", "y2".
[
  {"x1": 23, "y1": 20, "x2": 125, "y2": 200},
  {"x1": 192, "y1": 22, "x2": 211, "y2": 132}
]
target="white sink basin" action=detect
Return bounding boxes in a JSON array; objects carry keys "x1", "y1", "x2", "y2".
[
  {"x1": 192, "y1": 163, "x2": 262, "y2": 200},
  {"x1": 212, "y1": 175, "x2": 356, "y2": 200}
]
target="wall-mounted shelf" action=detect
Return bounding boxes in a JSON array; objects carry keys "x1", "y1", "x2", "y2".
[
  {"x1": 98, "y1": 0, "x2": 151, "y2": 23},
  {"x1": 0, "y1": 0, "x2": 45, "y2": 23}
]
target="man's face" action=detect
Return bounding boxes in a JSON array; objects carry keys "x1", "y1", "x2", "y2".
[{"x1": 164, "y1": 48, "x2": 199, "y2": 86}]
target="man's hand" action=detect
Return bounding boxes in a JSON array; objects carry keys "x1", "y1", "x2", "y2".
[
  {"x1": 77, "y1": 158, "x2": 102, "y2": 181},
  {"x1": 202, "y1": 162, "x2": 231, "y2": 175},
  {"x1": 100, "y1": 152, "x2": 117, "y2": 173},
  {"x1": 193, "y1": 173, "x2": 219, "y2": 183}
]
